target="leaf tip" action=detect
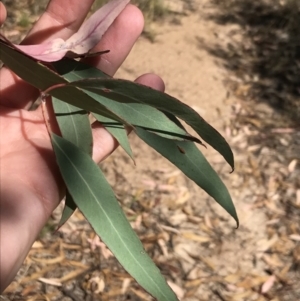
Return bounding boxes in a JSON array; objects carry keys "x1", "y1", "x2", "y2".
[
  {"x1": 235, "y1": 217, "x2": 239, "y2": 229},
  {"x1": 231, "y1": 207, "x2": 239, "y2": 229},
  {"x1": 227, "y1": 151, "x2": 235, "y2": 173}
]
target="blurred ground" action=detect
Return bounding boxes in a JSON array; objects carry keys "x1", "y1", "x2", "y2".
[{"x1": 1, "y1": 0, "x2": 300, "y2": 300}]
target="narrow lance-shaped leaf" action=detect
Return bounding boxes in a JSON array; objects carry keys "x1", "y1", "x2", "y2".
[
  {"x1": 51, "y1": 134, "x2": 179, "y2": 301},
  {"x1": 52, "y1": 98, "x2": 94, "y2": 226},
  {"x1": 68, "y1": 78, "x2": 234, "y2": 170},
  {"x1": 135, "y1": 127, "x2": 239, "y2": 226},
  {"x1": 51, "y1": 59, "x2": 199, "y2": 142},
  {"x1": 5, "y1": 0, "x2": 130, "y2": 62}
]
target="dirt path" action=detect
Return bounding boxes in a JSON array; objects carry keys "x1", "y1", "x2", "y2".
[{"x1": 112, "y1": 1, "x2": 270, "y2": 299}]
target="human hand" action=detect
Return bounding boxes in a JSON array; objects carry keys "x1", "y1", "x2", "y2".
[{"x1": 0, "y1": 0, "x2": 164, "y2": 291}]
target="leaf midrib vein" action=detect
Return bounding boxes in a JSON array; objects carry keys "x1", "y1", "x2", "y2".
[{"x1": 53, "y1": 139, "x2": 168, "y2": 299}]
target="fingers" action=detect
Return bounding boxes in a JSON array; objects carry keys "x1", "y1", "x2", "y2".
[
  {"x1": 0, "y1": 2, "x2": 7, "y2": 25},
  {"x1": 134, "y1": 73, "x2": 166, "y2": 92},
  {"x1": 22, "y1": 0, "x2": 95, "y2": 45},
  {"x1": 91, "y1": 73, "x2": 165, "y2": 163},
  {"x1": 83, "y1": 4, "x2": 144, "y2": 76}
]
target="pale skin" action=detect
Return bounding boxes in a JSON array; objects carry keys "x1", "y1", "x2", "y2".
[{"x1": 0, "y1": 1, "x2": 165, "y2": 291}]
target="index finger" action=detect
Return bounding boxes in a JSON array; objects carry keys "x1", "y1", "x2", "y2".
[
  {"x1": 0, "y1": 2, "x2": 7, "y2": 25},
  {"x1": 22, "y1": 0, "x2": 95, "y2": 45}
]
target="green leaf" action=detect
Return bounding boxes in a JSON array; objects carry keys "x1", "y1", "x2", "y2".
[
  {"x1": 68, "y1": 78, "x2": 234, "y2": 170},
  {"x1": 51, "y1": 59, "x2": 198, "y2": 142},
  {"x1": 51, "y1": 134, "x2": 179, "y2": 301},
  {"x1": 93, "y1": 114, "x2": 134, "y2": 161},
  {"x1": 52, "y1": 97, "x2": 93, "y2": 226},
  {"x1": 135, "y1": 127, "x2": 239, "y2": 226}
]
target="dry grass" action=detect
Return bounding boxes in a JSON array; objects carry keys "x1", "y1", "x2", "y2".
[{"x1": 93, "y1": 0, "x2": 170, "y2": 21}]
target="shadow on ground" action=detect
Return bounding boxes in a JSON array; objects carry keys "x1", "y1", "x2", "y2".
[
  {"x1": 198, "y1": 2, "x2": 300, "y2": 300},
  {"x1": 203, "y1": 0, "x2": 300, "y2": 126}
]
